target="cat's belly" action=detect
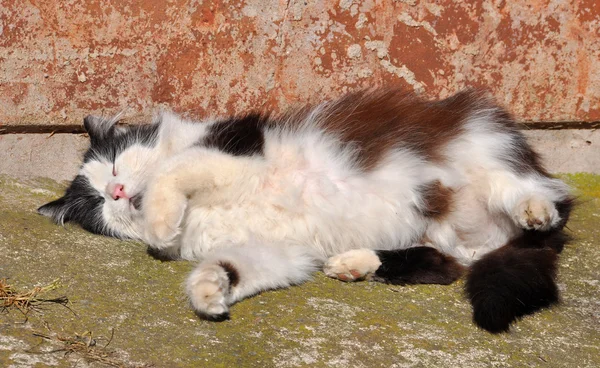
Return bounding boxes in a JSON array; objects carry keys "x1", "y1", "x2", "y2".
[
  {"x1": 423, "y1": 176, "x2": 522, "y2": 265},
  {"x1": 174, "y1": 135, "x2": 518, "y2": 263},
  {"x1": 177, "y1": 187, "x2": 427, "y2": 261}
]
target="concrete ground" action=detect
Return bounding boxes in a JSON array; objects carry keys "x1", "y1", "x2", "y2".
[{"x1": 0, "y1": 132, "x2": 599, "y2": 367}]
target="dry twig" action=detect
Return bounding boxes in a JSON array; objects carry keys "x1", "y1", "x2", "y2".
[
  {"x1": 0, "y1": 278, "x2": 72, "y2": 316},
  {"x1": 30, "y1": 329, "x2": 151, "y2": 368}
]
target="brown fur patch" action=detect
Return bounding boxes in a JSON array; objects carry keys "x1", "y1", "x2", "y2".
[
  {"x1": 218, "y1": 261, "x2": 240, "y2": 287},
  {"x1": 278, "y1": 88, "x2": 552, "y2": 179},
  {"x1": 311, "y1": 88, "x2": 481, "y2": 170},
  {"x1": 418, "y1": 180, "x2": 454, "y2": 219}
]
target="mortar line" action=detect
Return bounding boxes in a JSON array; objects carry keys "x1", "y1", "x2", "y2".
[{"x1": 1, "y1": 121, "x2": 599, "y2": 135}]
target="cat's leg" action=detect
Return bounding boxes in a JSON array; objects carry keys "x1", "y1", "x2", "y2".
[
  {"x1": 324, "y1": 247, "x2": 464, "y2": 285},
  {"x1": 186, "y1": 242, "x2": 323, "y2": 320},
  {"x1": 465, "y1": 228, "x2": 572, "y2": 333},
  {"x1": 485, "y1": 170, "x2": 572, "y2": 232},
  {"x1": 141, "y1": 148, "x2": 264, "y2": 248},
  {"x1": 454, "y1": 120, "x2": 572, "y2": 233}
]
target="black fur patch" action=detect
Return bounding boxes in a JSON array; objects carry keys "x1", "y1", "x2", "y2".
[
  {"x1": 194, "y1": 310, "x2": 230, "y2": 322},
  {"x1": 203, "y1": 114, "x2": 271, "y2": 156},
  {"x1": 466, "y1": 241, "x2": 563, "y2": 333},
  {"x1": 465, "y1": 194, "x2": 574, "y2": 333},
  {"x1": 38, "y1": 118, "x2": 159, "y2": 237},
  {"x1": 512, "y1": 229, "x2": 572, "y2": 253},
  {"x1": 38, "y1": 175, "x2": 108, "y2": 235},
  {"x1": 554, "y1": 196, "x2": 576, "y2": 230},
  {"x1": 146, "y1": 246, "x2": 178, "y2": 261},
  {"x1": 84, "y1": 123, "x2": 159, "y2": 164},
  {"x1": 489, "y1": 110, "x2": 550, "y2": 176},
  {"x1": 218, "y1": 261, "x2": 240, "y2": 287},
  {"x1": 373, "y1": 247, "x2": 464, "y2": 285}
]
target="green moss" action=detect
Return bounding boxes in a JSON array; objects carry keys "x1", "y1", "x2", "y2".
[
  {"x1": 559, "y1": 172, "x2": 600, "y2": 198},
  {"x1": 1, "y1": 175, "x2": 600, "y2": 367}
]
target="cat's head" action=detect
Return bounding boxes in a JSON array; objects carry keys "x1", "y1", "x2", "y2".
[{"x1": 38, "y1": 115, "x2": 160, "y2": 239}]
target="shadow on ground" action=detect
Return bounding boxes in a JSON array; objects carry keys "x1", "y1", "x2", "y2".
[{"x1": 1, "y1": 174, "x2": 599, "y2": 367}]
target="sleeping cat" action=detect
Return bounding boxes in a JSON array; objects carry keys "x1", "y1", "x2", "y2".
[{"x1": 38, "y1": 89, "x2": 573, "y2": 332}]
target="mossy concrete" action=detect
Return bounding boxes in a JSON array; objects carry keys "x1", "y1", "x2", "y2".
[{"x1": 0, "y1": 174, "x2": 599, "y2": 367}]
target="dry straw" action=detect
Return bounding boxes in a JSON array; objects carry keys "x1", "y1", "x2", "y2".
[{"x1": 0, "y1": 278, "x2": 71, "y2": 316}]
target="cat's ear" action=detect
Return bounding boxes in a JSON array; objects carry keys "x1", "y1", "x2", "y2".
[
  {"x1": 38, "y1": 197, "x2": 71, "y2": 225},
  {"x1": 83, "y1": 115, "x2": 116, "y2": 142}
]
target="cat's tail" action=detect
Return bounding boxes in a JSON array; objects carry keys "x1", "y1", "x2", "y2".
[{"x1": 465, "y1": 197, "x2": 574, "y2": 333}]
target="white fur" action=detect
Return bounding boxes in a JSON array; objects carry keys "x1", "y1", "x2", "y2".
[
  {"x1": 323, "y1": 249, "x2": 382, "y2": 281},
  {"x1": 79, "y1": 112, "x2": 212, "y2": 238},
  {"x1": 82, "y1": 107, "x2": 570, "y2": 317},
  {"x1": 187, "y1": 242, "x2": 322, "y2": 316}
]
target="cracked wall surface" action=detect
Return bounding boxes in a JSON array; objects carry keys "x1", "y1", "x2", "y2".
[{"x1": 1, "y1": 0, "x2": 599, "y2": 126}]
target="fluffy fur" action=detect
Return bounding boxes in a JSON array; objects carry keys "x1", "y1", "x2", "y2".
[{"x1": 39, "y1": 89, "x2": 573, "y2": 332}]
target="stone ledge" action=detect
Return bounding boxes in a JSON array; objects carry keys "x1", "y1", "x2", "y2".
[{"x1": 1, "y1": 129, "x2": 598, "y2": 185}]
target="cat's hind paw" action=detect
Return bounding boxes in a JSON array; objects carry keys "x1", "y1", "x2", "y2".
[
  {"x1": 513, "y1": 196, "x2": 559, "y2": 231},
  {"x1": 186, "y1": 263, "x2": 232, "y2": 321},
  {"x1": 324, "y1": 249, "x2": 382, "y2": 282}
]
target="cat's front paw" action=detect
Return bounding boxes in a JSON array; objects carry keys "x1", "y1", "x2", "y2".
[
  {"x1": 324, "y1": 249, "x2": 382, "y2": 282},
  {"x1": 142, "y1": 190, "x2": 186, "y2": 248},
  {"x1": 513, "y1": 196, "x2": 559, "y2": 231},
  {"x1": 186, "y1": 264, "x2": 232, "y2": 321}
]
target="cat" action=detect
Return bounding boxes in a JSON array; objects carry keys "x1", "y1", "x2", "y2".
[{"x1": 38, "y1": 88, "x2": 573, "y2": 332}]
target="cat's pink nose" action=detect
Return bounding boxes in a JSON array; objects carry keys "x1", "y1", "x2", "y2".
[{"x1": 111, "y1": 184, "x2": 129, "y2": 200}]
